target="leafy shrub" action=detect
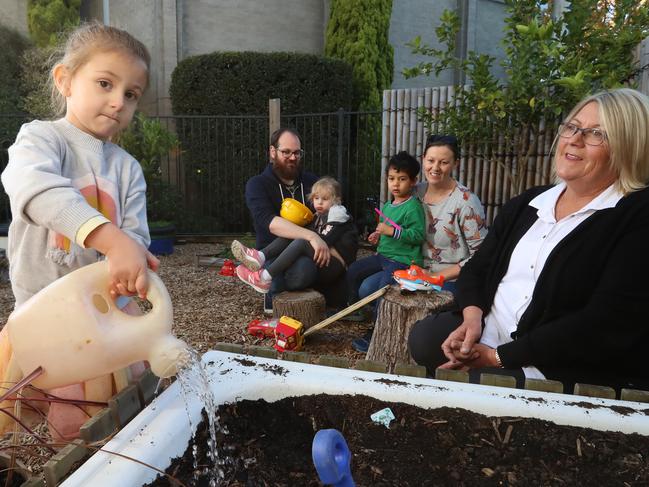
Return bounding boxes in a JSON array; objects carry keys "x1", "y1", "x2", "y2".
[
  {"x1": 20, "y1": 44, "x2": 58, "y2": 120},
  {"x1": 170, "y1": 51, "x2": 353, "y2": 115},
  {"x1": 118, "y1": 114, "x2": 183, "y2": 224},
  {"x1": 27, "y1": 0, "x2": 80, "y2": 48},
  {"x1": 325, "y1": 0, "x2": 394, "y2": 111},
  {"x1": 0, "y1": 26, "x2": 30, "y2": 115},
  {"x1": 0, "y1": 26, "x2": 31, "y2": 223}
]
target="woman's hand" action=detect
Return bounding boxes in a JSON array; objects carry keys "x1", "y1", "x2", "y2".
[
  {"x1": 440, "y1": 306, "x2": 483, "y2": 366},
  {"x1": 439, "y1": 343, "x2": 501, "y2": 370},
  {"x1": 308, "y1": 234, "x2": 331, "y2": 267}
]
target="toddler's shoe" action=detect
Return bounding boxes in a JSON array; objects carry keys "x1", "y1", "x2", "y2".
[
  {"x1": 231, "y1": 240, "x2": 264, "y2": 271},
  {"x1": 236, "y1": 265, "x2": 271, "y2": 293}
]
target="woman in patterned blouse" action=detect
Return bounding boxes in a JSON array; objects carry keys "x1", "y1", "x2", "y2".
[{"x1": 415, "y1": 135, "x2": 488, "y2": 292}]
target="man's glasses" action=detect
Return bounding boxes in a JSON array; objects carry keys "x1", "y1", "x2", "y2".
[
  {"x1": 275, "y1": 147, "x2": 304, "y2": 159},
  {"x1": 558, "y1": 123, "x2": 607, "y2": 146}
]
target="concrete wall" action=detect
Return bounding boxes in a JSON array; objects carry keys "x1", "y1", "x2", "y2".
[
  {"x1": 389, "y1": 0, "x2": 457, "y2": 88},
  {"x1": 0, "y1": 0, "x2": 29, "y2": 36},
  {"x1": 389, "y1": 0, "x2": 506, "y2": 89},
  {"x1": 104, "y1": 0, "x2": 178, "y2": 116},
  {"x1": 82, "y1": 0, "x2": 328, "y2": 116},
  {"x1": 5, "y1": 0, "x2": 511, "y2": 114},
  {"x1": 180, "y1": 0, "x2": 327, "y2": 58}
]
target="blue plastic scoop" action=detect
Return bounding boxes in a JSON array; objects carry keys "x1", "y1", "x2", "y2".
[{"x1": 312, "y1": 429, "x2": 355, "y2": 487}]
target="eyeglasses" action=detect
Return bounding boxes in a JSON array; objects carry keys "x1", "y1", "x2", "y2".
[
  {"x1": 558, "y1": 123, "x2": 607, "y2": 146},
  {"x1": 275, "y1": 147, "x2": 304, "y2": 159}
]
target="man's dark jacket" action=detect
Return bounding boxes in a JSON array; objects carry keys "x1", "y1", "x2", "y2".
[{"x1": 245, "y1": 164, "x2": 319, "y2": 248}]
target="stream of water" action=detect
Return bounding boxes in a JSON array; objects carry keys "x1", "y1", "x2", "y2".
[{"x1": 175, "y1": 348, "x2": 226, "y2": 487}]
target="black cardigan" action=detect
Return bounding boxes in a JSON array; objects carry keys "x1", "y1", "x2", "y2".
[{"x1": 457, "y1": 185, "x2": 649, "y2": 390}]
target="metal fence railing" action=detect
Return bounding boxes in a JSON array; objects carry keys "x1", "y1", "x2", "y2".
[{"x1": 0, "y1": 111, "x2": 383, "y2": 236}]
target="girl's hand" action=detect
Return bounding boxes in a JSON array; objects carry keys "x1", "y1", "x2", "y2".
[
  {"x1": 105, "y1": 236, "x2": 151, "y2": 299},
  {"x1": 85, "y1": 223, "x2": 158, "y2": 299},
  {"x1": 368, "y1": 231, "x2": 380, "y2": 245},
  {"x1": 376, "y1": 222, "x2": 394, "y2": 237}
]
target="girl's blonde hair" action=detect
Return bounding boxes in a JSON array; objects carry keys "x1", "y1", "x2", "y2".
[
  {"x1": 50, "y1": 22, "x2": 151, "y2": 116},
  {"x1": 553, "y1": 88, "x2": 649, "y2": 194},
  {"x1": 309, "y1": 177, "x2": 342, "y2": 205}
]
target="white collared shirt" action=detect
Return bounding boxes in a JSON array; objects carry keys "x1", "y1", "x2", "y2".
[{"x1": 480, "y1": 182, "x2": 623, "y2": 378}]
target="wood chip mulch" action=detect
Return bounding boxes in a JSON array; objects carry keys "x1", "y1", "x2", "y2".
[{"x1": 0, "y1": 242, "x2": 371, "y2": 363}]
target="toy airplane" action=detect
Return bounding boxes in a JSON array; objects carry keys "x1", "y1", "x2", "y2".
[{"x1": 393, "y1": 264, "x2": 444, "y2": 292}]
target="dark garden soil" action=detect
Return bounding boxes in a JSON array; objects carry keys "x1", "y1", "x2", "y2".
[{"x1": 147, "y1": 394, "x2": 649, "y2": 487}]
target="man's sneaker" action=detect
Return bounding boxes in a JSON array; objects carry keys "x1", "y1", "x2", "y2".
[
  {"x1": 263, "y1": 293, "x2": 273, "y2": 316},
  {"x1": 231, "y1": 240, "x2": 264, "y2": 271},
  {"x1": 236, "y1": 265, "x2": 271, "y2": 293}
]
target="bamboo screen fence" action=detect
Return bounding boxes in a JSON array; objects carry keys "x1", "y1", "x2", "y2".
[{"x1": 380, "y1": 86, "x2": 558, "y2": 226}]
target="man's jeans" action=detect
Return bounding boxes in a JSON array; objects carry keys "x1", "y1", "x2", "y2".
[{"x1": 268, "y1": 255, "x2": 318, "y2": 301}]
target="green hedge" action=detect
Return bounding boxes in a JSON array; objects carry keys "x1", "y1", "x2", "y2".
[
  {"x1": 0, "y1": 26, "x2": 31, "y2": 223},
  {"x1": 170, "y1": 51, "x2": 353, "y2": 115}
]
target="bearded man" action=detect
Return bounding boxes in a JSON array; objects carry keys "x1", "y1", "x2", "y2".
[{"x1": 244, "y1": 128, "x2": 328, "y2": 312}]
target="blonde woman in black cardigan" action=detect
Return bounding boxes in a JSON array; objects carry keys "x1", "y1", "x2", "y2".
[{"x1": 409, "y1": 88, "x2": 649, "y2": 393}]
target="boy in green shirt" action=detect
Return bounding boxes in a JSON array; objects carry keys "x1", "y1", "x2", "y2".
[{"x1": 347, "y1": 151, "x2": 425, "y2": 351}]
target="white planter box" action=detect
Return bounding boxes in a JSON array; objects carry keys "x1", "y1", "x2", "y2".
[{"x1": 63, "y1": 350, "x2": 649, "y2": 486}]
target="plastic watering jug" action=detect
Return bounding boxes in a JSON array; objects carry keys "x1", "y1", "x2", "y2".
[{"x1": 6, "y1": 261, "x2": 188, "y2": 389}]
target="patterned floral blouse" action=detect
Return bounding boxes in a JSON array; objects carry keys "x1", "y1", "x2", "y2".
[{"x1": 415, "y1": 182, "x2": 488, "y2": 275}]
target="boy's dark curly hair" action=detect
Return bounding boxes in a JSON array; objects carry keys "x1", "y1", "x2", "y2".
[{"x1": 386, "y1": 151, "x2": 420, "y2": 179}]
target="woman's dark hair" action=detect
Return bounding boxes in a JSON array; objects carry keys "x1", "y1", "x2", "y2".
[
  {"x1": 270, "y1": 127, "x2": 302, "y2": 147},
  {"x1": 424, "y1": 134, "x2": 460, "y2": 160},
  {"x1": 386, "y1": 151, "x2": 420, "y2": 179}
]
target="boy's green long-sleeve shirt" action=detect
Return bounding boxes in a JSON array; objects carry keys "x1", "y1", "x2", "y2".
[{"x1": 377, "y1": 196, "x2": 425, "y2": 266}]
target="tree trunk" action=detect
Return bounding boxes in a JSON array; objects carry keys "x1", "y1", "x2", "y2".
[
  {"x1": 273, "y1": 289, "x2": 326, "y2": 330},
  {"x1": 367, "y1": 286, "x2": 455, "y2": 372}
]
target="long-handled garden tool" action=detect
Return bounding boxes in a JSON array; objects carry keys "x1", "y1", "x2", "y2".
[{"x1": 273, "y1": 285, "x2": 389, "y2": 353}]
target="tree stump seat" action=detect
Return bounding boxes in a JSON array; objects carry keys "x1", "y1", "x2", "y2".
[
  {"x1": 273, "y1": 289, "x2": 326, "y2": 329},
  {"x1": 366, "y1": 285, "x2": 455, "y2": 372}
]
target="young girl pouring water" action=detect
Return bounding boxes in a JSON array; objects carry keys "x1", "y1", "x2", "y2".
[
  {"x1": 0, "y1": 22, "x2": 157, "y2": 439},
  {"x1": 232, "y1": 176, "x2": 358, "y2": 293}
]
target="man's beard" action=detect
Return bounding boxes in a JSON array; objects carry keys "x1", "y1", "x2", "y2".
[{"x1": 272, "y1": 159, "x2": 299, "y2": 181}]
